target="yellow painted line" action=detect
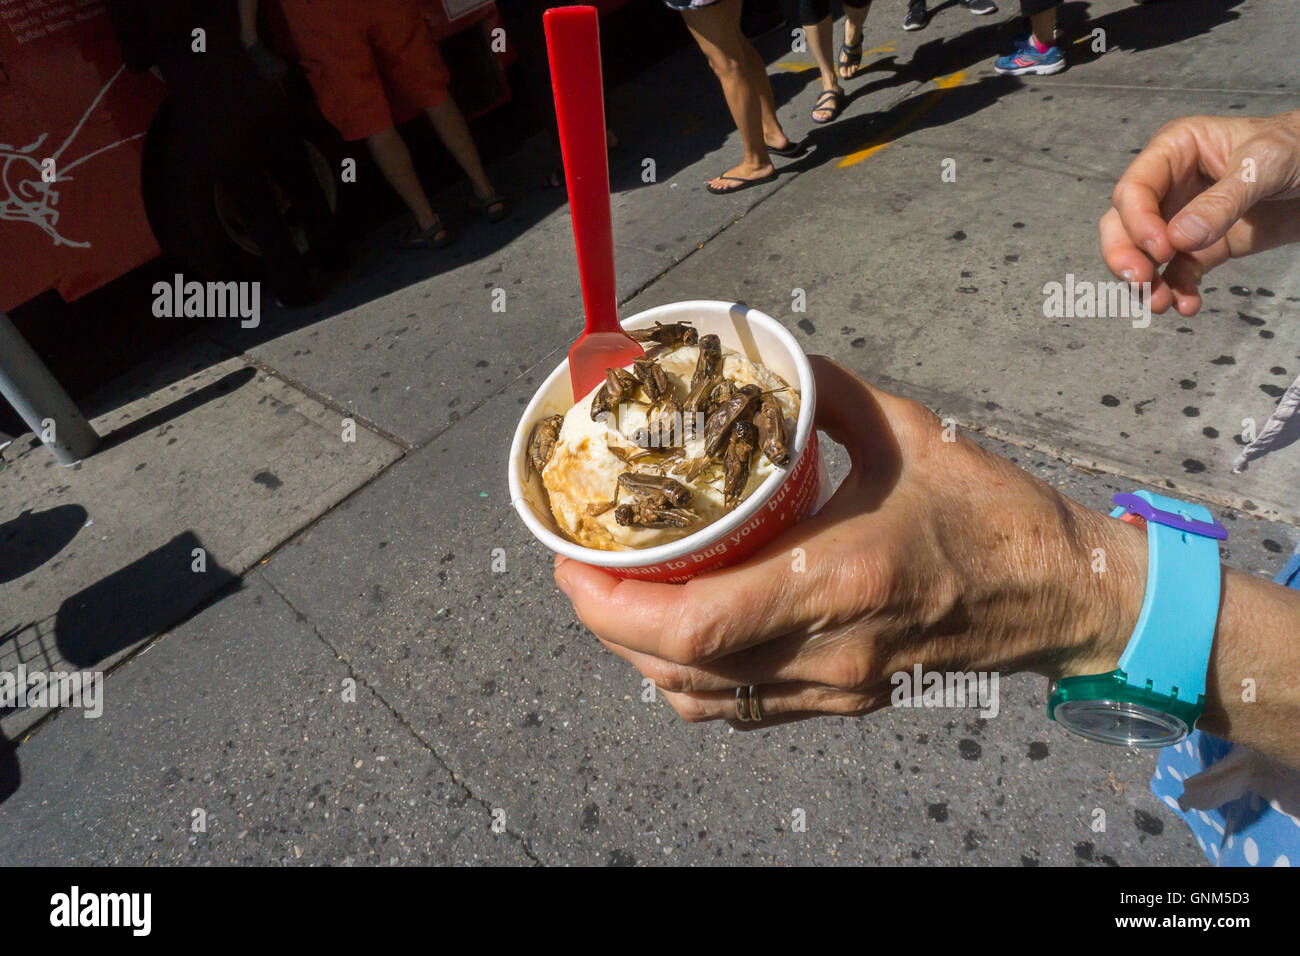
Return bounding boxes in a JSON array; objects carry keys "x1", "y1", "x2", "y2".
[
  {"x1": 775, "y1": 41, "x2": 896, "y2": 73},
  {"x1": 837, "y1": 70, "x2": 966, "y2": 169}
]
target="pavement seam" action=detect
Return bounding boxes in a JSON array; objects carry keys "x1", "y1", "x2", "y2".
[
  {"x1": 258, "y1": 573, "x2": 545, "y2": 866},
  {"x1": 1042, "y1": 82, "x2": 1296, "y2": 96},
  {"x1": 231, "y1": 351, "x2": 418, "y2": 452},
  {"x1": 952, "y1": 415, "x2": 1300, "y2": 529}
]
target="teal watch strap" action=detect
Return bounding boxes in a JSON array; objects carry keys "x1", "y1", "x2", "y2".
[{"x1": 1110, "y1": 490, "x2": 1223, "y2": 708}]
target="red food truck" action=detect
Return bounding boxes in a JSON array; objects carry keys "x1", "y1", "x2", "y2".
[{"x1": 0, "y1": 0, "x2": 578, "y2": 314}]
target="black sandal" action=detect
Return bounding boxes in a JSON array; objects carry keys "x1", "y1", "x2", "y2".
[
  {"x1": 766, "y1": 139, "x2": 807, "y2": 158},
  {"x1": 397, "y1": 215, "x2": 452, "y2": 250},
  {"x1": 811, "y1": 89, "x2": 845, "y2": 124},
  {"x1": 705, "y1": 170, "x2": 777, "y2": 195},
  {"x1": 837, "y1": 39, "x2": 863, "y2": 79},
  {"x1": 467, "y1": 192, "x2": 509, "y2": 223}
]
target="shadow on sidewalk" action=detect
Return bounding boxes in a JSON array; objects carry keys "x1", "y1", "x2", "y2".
[
  {"x1": 0, "y1": 505, "x2": 87, "y2": 585},
  {"x1": 0, "y1": 532, "x2": 239, "y2": 805},
  {"x1": 54, "y1": 531, "x2": 239, "y2": 669},
  {"x1": 0, "y1": 727, "x2": 15, "y2": 805},
  {"x1": 92, "y1": 367, "x2": 257, "y2": 452}
]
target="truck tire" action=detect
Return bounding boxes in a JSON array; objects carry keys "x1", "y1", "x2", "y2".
[{"x1": 139, "y1": 101, "x2": 338, "y2": 291}]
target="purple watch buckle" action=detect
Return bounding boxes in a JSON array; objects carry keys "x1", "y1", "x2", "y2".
[{"x1": 1112, "y1": 493, "x2": 1228, "y2": 540}]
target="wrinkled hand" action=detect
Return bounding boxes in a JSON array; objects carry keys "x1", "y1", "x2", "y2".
[
  {"x1": 246, "y1": 41, "x2": 289, "y2": 83},
  {"x1": 554, "y1": 357, "x2": 1145, "y2": 727},
  {"x1": 1100, "y1": 110, "x2": 1300, "y2": 316}
]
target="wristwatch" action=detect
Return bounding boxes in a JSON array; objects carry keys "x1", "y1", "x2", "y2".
[{"x1": 1048, "y1": 490, "x2": 1226, "y2": 748}]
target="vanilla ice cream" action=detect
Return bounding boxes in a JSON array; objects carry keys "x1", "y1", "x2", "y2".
[{"x1": 539, "y1": 343, "x2": 799, "y2": 551}]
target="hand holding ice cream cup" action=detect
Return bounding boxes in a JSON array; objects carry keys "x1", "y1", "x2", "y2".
[{"x1": 508, "y1": 300, "x2": 828, "y2": 583}]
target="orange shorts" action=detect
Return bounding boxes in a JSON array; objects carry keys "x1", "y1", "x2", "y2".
[{"x1": 280, "y1": 0, "x2": 451, "y2": 141}]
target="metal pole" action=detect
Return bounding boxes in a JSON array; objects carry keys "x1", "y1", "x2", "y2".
[{"x1": 0, "y1": 310, "x2": 99, "y2": 465}]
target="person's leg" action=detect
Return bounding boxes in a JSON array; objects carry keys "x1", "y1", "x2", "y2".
[
  {"x1": 1029, "y1": 5, "x2": 1056, "y2": 48},
  {"x1": 994, "y1": 1, "x2": 1063, "y2": 75},
  {"x1": 740, "y1": 39, "x2": 793, "y2": 151},
  {"x1": 800, "y1": 15, "x2": 842, "y2": 121},
  {"x1": 277, "y1": 3, "x2": 445, "y2": 243},
  {"x1": 369, "y1": 0, "x2": 502, "y2": 211},
  {"x1": 424, "y1": 98, "x2": 499, "y2": 203},
  {"x1": 839, "y1": 1, "x2": 872, "y2": 80},
  {"x1": 366, "y1": 126, "x2": 441, "y2": 233},
  {"x1": 683, "y1": 0, "x2": 776, "y2": 189}
]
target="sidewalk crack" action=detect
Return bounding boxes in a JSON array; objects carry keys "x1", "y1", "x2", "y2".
[{"x1": 260, "y1": 574, "x2": 544, "y2": 865}]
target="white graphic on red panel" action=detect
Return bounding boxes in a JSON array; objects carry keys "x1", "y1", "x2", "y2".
[{"x1": 0, "y1": 65, "x2": 145, "y2": 248}]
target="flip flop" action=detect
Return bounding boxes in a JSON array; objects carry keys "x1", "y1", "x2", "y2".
[
  {"x1": 766, "y1": 139, "x2": 807, "y2": 158},
  {"x1": 811, "y1": 89, "x2": 845, "y2": 124},
  {"x1": 837, "y1": 39, "x2": 863, "y2": 79},
  {"x1": 705, "y1": 170, "x2": 777, "y2": 195}
]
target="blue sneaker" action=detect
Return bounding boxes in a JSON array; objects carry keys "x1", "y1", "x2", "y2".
[{"x1": 994, "y1": 40, "x2": 1065, "y2": 75}]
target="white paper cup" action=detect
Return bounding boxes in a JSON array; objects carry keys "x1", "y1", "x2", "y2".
[{"x1": 508, "y1": 300, "x2": 826, "y2": 583}]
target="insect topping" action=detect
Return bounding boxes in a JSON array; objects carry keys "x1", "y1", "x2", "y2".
[{"x1": 526, "y1": 414, "x2": 564, "y2": 477}]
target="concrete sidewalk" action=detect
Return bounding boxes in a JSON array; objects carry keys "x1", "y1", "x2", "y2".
[{"x1": 1, "y1": 0, "x2": 1296, "y2": 865}]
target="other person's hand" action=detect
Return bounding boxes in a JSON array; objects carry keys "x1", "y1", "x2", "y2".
[
  {"x1": 1100, "y1": 110, "x2": 1300, "y2": 316},
  {"x1": 554, "y1": 357, "x2": 1146, "y2": 727}
]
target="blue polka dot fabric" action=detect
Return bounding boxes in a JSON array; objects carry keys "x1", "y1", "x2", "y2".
[{"x1": 1150, "y1": 548, "x2": 1300, "y2": 867}]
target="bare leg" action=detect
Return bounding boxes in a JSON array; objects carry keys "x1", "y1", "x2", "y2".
[
  {"x1": 840, "y1": 2, "x2": 873, "y2": 80},
  {"x1": 366, "y1": 126, "x2": 438, "y2": 230},
  {"x1": 683, "y1": 0, "x2": 776, "y2": 190},
  {"x1": 424, "y1": 98, "x2": 497, "y2": 201},
  {"x1": 740, "y1": 39, "x2": 791, "y2": 150},
  {"x1": 1030, "y1": 6, "x2": 1056, "y2": 47},
  {"x1": 804, "y1": 16, "x2": 842, "y2": 121}
]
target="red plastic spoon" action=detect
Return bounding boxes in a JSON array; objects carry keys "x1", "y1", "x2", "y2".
[{"x1": 544, "y1": 5, "x2": 643, "y2": 402}]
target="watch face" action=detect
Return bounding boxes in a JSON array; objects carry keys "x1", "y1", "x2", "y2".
[{"x1": 1053, "y1": 699, "x2": 1189, "y2": 748}]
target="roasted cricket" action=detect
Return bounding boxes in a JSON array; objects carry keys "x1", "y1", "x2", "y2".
[
  {"x1": 616, "y1": 472, "x2": 692, "y2": 509},
  {"x1": 753, "y1": 396, "x2": 790, "y2": 466},
  {"x1": 706, "y1": 379, "x2": 736, "y2": 413},
  {"x1": 646, "y1": 395, "x2": 684, "y2": 448},
  {"x1": 631, "y1": 358, "x2": 670, "y2": 405},
  {"x1": 684, "y1": 334, "x2": 723, "y2": 415},
  {"x1": 703, "y1": 387, "x2": 760, "y2": 458},
  {"x1": 531, "y1": 329, "x2": 798, "y2": 551},
  {"x1": 722, "y1": 420, "x2": 759, "y2": 508},
  {"x1": 614, "y1": 501, "x2": 696, "y2": 529},
  {"x1": 607, "y1": 440, "x2": 667, "y2": 464},
  {"x1": 526, "y1": 414, "x2": 564, "y2": 477},
  {"x1": 628, "y1": 321, "x2": 699, "y2": 349},
  {"x1": 589, "y1": 367, "x2": 640, "y2": 422}
]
